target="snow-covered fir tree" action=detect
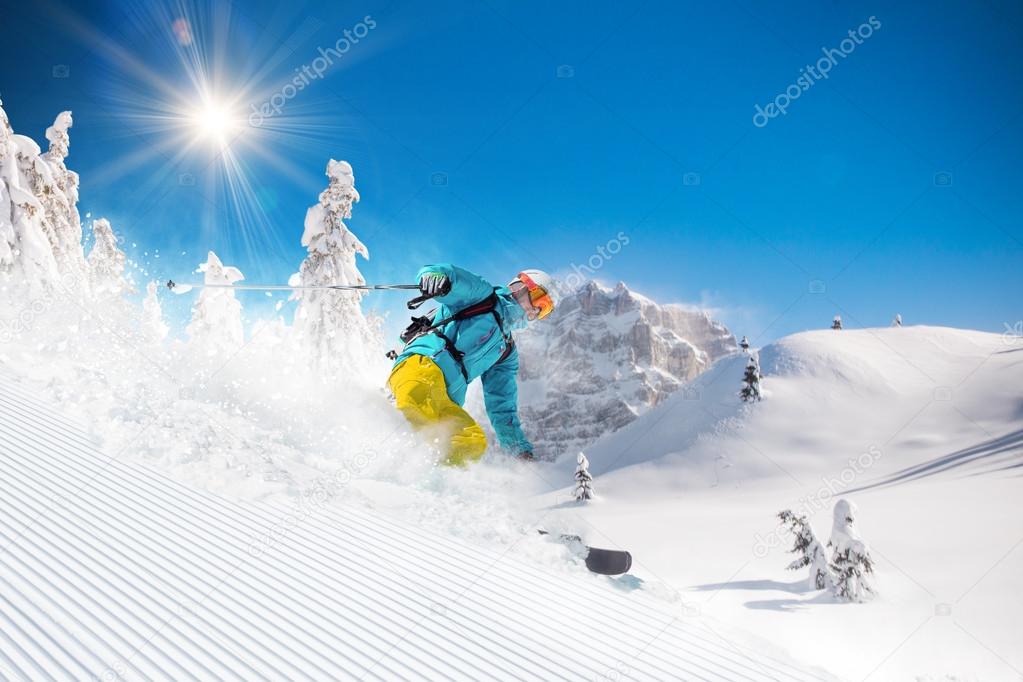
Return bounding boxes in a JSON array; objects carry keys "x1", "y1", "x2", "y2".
[
  {"x1": 0, "y1": 99, "x2": 62, "y2": 292},
  {"x1": 292, "y1": 159, "x2": 381, "y2": 379},
  {"x1": 832, "y1": 315, "x2": 843, "y2": 330},
  {"x1": 829, "y1": 498, "x2": 876, "y2": 602},
  {"x1": 0, "y1": 100, "x2": 19, "y2": 274},
  {"x1": 187, "y1": 251, "x2": 245, "y2": 356},
  {"x1": 141, "y1": 280, "x2": 169, "y2": 344},
  {"x1": 87, "y1": 218, "x2": 129, "y2": 297},
  {"x1": 37, "y1": 111, "x2": 89, "y2": 291},
  {"x1": 778, "y1": 510, "x2": 831, "y2": 590},
  {"x1": 739, "y1": 355, "x2": 762, "y2": 403},
  {"x1": 739, "y1": 335, "x2": 750, "y2": 353},
  {"x1": 573, "y1": 452, "x2": 595, "y2": 501},
  {"x1": 892, "y1": 313, "x2": 902, "y2": 327}
]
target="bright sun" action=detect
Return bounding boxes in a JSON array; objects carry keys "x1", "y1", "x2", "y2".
[{"x1": 191, "y1": 101, "x2": 237, "y2": 145}]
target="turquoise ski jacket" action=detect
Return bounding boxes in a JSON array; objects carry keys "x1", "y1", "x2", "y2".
[{"x1": 393, "y1": 264, "x2": 533, "y2": 454}]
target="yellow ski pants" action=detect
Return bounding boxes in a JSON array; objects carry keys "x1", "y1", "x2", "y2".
[{"x1": 388, "y1": 355, "x2": 487, "y2": 466}]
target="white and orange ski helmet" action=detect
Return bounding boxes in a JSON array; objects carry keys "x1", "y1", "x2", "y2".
[{"x1": 511, "y1": 269, "x2": 556, "y2": 320}]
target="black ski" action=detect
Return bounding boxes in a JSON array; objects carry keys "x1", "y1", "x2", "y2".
[{"x1": 538, "y1": 530, "x2": 633, "y2": 575}]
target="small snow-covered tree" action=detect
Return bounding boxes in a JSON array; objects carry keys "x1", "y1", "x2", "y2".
[
  {"x1": 829, "y1": 499, "x2": 876, "y2": 602},
  {"x1": 831, "y1": 315, "x2": 843, "y2": 330},
  {"x1": 141, "y1": 280, "x2": 169, "y2": 343},
  {"x1": 739, "y1": 355, "x2": 761, "y2": 403},
  {"x1": 292, "y1": 159, "x2": 381, "y2": 379},
  {"x1": 0, "y1": 98, "x2": 9, "y2": 146},
  {"x1": 778, "y1": 510, "x2": 831, "y2": 590},
  {"x1": 892, "y1": 313, "x2": 902, "y2": 327},
  {"x1": 43, "y1": 112, "x2": 72, "y2": 162},
  {"x1": 87, "y1": 218, "x2": 129, "y2": 297},
  {"x1": 739, "y1": 335, "x2": 750, "y2": 353},
  {"x1": 573, "y1": 452, "x2": 595, "y2": 501},
  {"x1": 187, "y1": 251, "x2": 244, "y2": 355}
]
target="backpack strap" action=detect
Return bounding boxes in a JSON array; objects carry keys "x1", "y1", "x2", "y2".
[
  {"x1": 435, "y1": 329, "x2": 470, "y2": 381},
  {"x1": 487, "y1": 302, "x2": 515, "y2": 365},
  {"x1": 393, "y1": 288, "x2": 514, "y2": 377},
  {"x1": 495, "y1": 335, "x2": 515, "y2": 365}
]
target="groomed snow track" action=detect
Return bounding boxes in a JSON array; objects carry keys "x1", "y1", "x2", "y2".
[{"x1": 0, "y1": 377, "x2": 828, "y2": 681}]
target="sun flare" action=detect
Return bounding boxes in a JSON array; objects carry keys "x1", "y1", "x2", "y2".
[
  {"x1": 75, "y1": 3, "x2": 347, "y2": 270},
  {"x1": 190, "y1": 100, "x2": 238, "y2": 145}
]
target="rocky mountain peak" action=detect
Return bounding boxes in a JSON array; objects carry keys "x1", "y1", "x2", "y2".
[
  {"x1": 572, "y1": 279, "x2": 645, "y2": 316},
  {"x1": 512, "y1": 279, "x2": 736, "y2": 459}
]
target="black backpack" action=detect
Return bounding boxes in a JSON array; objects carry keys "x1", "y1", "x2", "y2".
[{"x1": 387, "y1": 288, "x2": 514, "y2": 379}]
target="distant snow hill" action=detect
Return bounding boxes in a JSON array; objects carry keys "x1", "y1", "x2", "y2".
[
  {"x1": 576, "y1": 325, "x2": 1022, "y2": 492},
  {"x1": 0, "y1": 375, "x2": 830, "y2": 681},
  {"x1": 514, "y1": 280, "x2": 735, "y2": 460}
]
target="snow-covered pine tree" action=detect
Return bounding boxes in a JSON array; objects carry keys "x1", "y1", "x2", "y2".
[
  {"x1": 832, "y1": 315, "x2": 843, "y2": 330},
  {"x1": 778, "y1": 510, "x2": 831, "y2": 590},
  {"x1": 892, "y1": 313, "x2": 902, "y2": 327},
  {"x1": 38, "y1": 111, "x2": 89, "y2": 291},
  {"x1": 739, "y1": 355, "x2": 761, "y2": 403},
  {"x1": 87, "y1": 218, "x2": 129, "y2": 297},
  {"x1": 739, "y1": 335, "x2": 750, "y2": 353},
  {"x1": 141, "y1": 280, "x2": 169, "y2": 344},
  {"x1": 187, "y1": 251, "x2": 245, "y2": 356},
  {"x1": 0, "y1": 99, "x2": 17, "y2": 273},
  {"x1": 0, "y1": 99, "x2": 61, "y2": 292},
  {"x1": 292, "y1": 159, "x2": 381, "y2": 379},
  {"x1": 829, "y1": 498, "x2": 876, "y2": 602},
  {"x1": 573, "y1": 452, "x2": 595, "y2": 501}
]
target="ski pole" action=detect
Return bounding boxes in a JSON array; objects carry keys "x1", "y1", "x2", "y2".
[
  {"x1": 167, "y1": 279, "x2": 432, "y2": 310},
  {"x1": 166, "y1": 280, "x2": 420, "y2": 293}
]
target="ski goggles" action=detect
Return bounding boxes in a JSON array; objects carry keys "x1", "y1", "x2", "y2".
[{"x1": 514, "y1": 271, "x2": 554, "y2": 320}]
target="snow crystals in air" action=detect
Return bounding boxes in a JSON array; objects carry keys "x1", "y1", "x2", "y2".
[{"x1": 3, "y1": 95, "x2": 1020, "y2": 681}]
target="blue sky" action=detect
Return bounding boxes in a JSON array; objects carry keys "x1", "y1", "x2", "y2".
[{"x1": 1, "y1": 0, "x2": 1021, "y2": 342}]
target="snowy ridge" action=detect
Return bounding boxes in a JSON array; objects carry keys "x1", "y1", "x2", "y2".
[
  {"x1": 0, "y1": 377, "x2": 829, "y2": 681},
  {"x1": 578, "y1": 325, "x2": 1023, "y2": 489}
]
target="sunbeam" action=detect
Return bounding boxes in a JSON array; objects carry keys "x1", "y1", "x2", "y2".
[{"x1": 41, "y1": 0, "x2": 367, "y2": 276}]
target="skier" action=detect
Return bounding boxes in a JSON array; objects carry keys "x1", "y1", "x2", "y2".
[{"x1": 387, "y1": 264, "x2": 556, "y2": 466}]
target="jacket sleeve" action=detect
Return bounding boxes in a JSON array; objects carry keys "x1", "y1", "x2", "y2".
[
  {"x1": 417, "y1": 264, "x2": 494, "y2": 310},
  {"x1": 480, "y1": 349, "x2": 534, "y2": 454}
]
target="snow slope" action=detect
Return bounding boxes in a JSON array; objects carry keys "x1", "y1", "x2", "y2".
[
  {"x1": 0, "y1": 374, "x2": 831, "y2": 681},
  {"x1": 539, "y1": 326, "x2": 1023, "y2": 680}
]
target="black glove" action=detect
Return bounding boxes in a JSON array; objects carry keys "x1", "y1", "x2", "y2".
[
  {"x1": 419, "y1": 272, "x2": 451, "y2": 297},
  {"x1": 516, "y1": 451, "x2": 535, "y2": 462}
]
